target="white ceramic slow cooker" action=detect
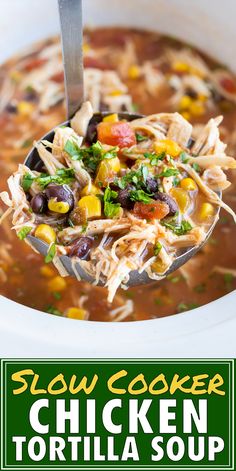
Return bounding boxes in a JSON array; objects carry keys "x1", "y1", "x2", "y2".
[{"x1": 0, "y1": 0, "x2": 235, "y2": 357}]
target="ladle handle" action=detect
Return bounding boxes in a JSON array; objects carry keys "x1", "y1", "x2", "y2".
[{"x1": 58, "y1": 0, "x2": 84, "y2": 119}]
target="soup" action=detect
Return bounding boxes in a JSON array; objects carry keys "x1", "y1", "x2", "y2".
[{"x1": 0, "y1": 28, "x2": 236, "y2": 321}]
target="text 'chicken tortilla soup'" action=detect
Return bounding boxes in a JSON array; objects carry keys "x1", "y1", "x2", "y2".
[{"x1": 0, "y1": 28, "x2": 236, "y2": 321}]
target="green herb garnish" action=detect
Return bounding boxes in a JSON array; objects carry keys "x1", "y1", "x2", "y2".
[
  {"x1": 136, "y1": 133, "x2": 149, "y2": 142},
  {"x1": 224, "y1": 273, "x2": 234, "y2": 290},
  {"x1": 64, "y1": 139, "x2": 118, "y2": 173},
  {"x1": 45, "y1": 304, "x2": 62, "y2": 316},
  {"x1": 194, "y1": 283, "x2": 206, "y2": 293},
  {"x1": 161, "y1": 218, "x2": 192, "y2": 235},
  {"x1": 37, "y1": 168, "x2": 75, "y2": 189},
  {"x1": 53, "y1": 291, "x2": 62, "y2": 301},
  {"x1": 129, "y1": 189, "x2": 152, "y2": 204},
  {"x1": 154, "y1": 241, "x2": 162, "y2": 256},
  {"x1": 144, "y1": 151, "x2": 165, "y2": 166},
  {"x1": 45, "y1": 243, "x2": 56, "y2": 264},
  {"x1": 177, "y1": 302, "x2": 200, "y2": 312},
  {"x1": 22, "y1": 173, "x2": 34, "y2": 191},
  {"x1": 192, "y1": 162, "x2": 201, "y2": 173},
  {"x1": 17, "y1": 226, "x2": 32, "y2": 240},
  {"x1": 81, "y1": 223, "x2": 88, "y2": 234},
  {"x1": 158, "y1": 168, "x2": 179, "y2": 178},
  {"x1": 180, "y1": 152, "x2": 189, "y2": 164},
  {"x1": 103, "y1": 187, "x2": 121, "y2": 219}
]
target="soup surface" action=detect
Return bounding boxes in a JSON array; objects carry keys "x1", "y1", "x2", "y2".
[{"x1": 0, "y1": 28, "x2": 236, "y2": 321}]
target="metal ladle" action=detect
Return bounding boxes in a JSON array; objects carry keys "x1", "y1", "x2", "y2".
[{"x1": 25, "y1": 0, "x2": 220, "y2": 286}]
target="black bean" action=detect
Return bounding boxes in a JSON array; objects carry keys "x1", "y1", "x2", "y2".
[
  {"x1": 45, "y1": 184, "x2": 74, "y2": 211},
  {"x1": 6, "y1": 102, "x2": 17, "y2": 113},
  {"x1": 68, "y1": 237, "x2": 94, "y2": 259},
  {"x1": 145, "y1": 176, "x2": 158, "y2": 193},
  {"x1": 185, "y1": 87, "x2": 198, "y2": 99},
  {"x1": 30, "y1": 193, "x2": 48, "y2": 214},
  {"x1": 186, "y1": 137, "x2": 195, "y2": 149},
  {"x1": 86, "y1": 115, "x2": 102, "y2": 144},
  {"x1": 153, "y1": 192, "x2": 178, "y2": 216},
  {"x1": 117, "y1": 188, "x2": 134, "y2": 210},
  {"x1": 23, "y1": 89, "x2": 38, "y2": 102}
]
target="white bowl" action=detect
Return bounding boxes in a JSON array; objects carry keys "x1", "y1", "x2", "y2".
[{"x1": 0, "y1": 0, "x2": 235, "y2": 357}]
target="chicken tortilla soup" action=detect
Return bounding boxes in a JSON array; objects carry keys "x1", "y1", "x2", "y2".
[{"x1": 0, "y1": 28, "x2": 236, "y2": 321}]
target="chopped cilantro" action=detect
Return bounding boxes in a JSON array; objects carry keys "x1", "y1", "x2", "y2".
[
  {"x1": 167, "y1": 275, "x2": 181, "y2": 283},
  {"x1": 116, "y1": 165, "x2": 149, "y2": 190},
  {"x1": 45, "y1": 304, "x2": 62, "y2": 316},
  {"x1": 17, "y1": 226, "x2": 32, "y2": 240},
  {"x1": 136, "y1": 133, "x2": 148, "y2": 142},
  {"x1": 21, "y1": 139, "x2": 32, "y2": 149},
  {"x1": 103, "y1": 187, "x2": 121, "y2": 218},
  {"x1": 64, "y1": 139, "x2": 82, "y2": 158},
  {"x1": 177, "y1": 302, "x2": 199, "y2": 312},
  {"x1": 45, "y1": 243, "x2": 56, "y2": 264},
  {"x1": 194, "y1": 283, "x2": 206, "y2": 293},
  {"x1": 158, "y1": 168, "x2": 179, "y2": 178},
  {"x1": 154, "y1": 241, "x2": 162, "y2": 256},
  {"x1": 53, "y1": 291, "x2": 62, "y2": 301},
  {"x1": 173, "y1": 176, "x2": 180, "y2": 187},
  {"x1": 180, "y1": 152, "x2": 189, "y2": 163},
  {"x1": 81, "y1": 223, "x2": 88, "y2": 234},
  {"x1": 37, "y1": 168, "x2": 75, "y2": 189},
  {"x1": 129, "y1": 189, "x2": 152, "y2": 204},
  {"x1": 192, "y1": 162, "x2": 201, "y2": 173},
  {"x1": 144, "y1": 151, "x2": 165, "y2": 166},
  {"x1": 224, "y1": 273, "x2": 234, "y2": 290},
  {"x1": 22, "y1": 168, "x2": 75, "y2": 191},
  {"x1": 64, "y1": 139, "x2": 118, "y2": 173},
  {"x1": 154, "y1": 298, "x2": 163, "y2": 306},
  {"x1": 161, "y1": 218, "x2": 192, "y2": 235},
  {"x1": 131, "y1": 103, "x2": 139, "y2": 112},
  {"x1": 22, "y1": 173, "x2": 34, "y2": 191}
]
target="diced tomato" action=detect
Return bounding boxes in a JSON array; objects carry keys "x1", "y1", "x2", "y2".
[
  {"x1": 220, "y1": 77, "x2": 236, "y2": 94},
  {"x1": 51, "y1": 71, "x2": 64, "y2": 83},
  {"x1": 97, "y1": 121, "x2": 136, "y2": 148},
  {"x1": 24, "y1": 58, "x2": 47, "y2": 72},
  {"x1": 133, "y1": 201, "x2": 169, "y2": 220}
]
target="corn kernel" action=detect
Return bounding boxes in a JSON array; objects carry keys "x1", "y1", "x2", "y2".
[
  {"x1": 40, "y1": 265, "x2": 55, "y2": 278},
  {"x1": 17, "y1": 101, "x2": 34, "y2": 116},
  {"x1": 198, "y1": 202, "x2": 215, "y2": 221},
  {"x1": 198, "y1": 94, "x2": 208, "y2": 102},
  {"x1": 189, "y1": 67, "x2": 205, "y2": 78},
  {"x1": 48, "y1": 198, "x2": 70, "y2": 214},
  {"x1": 189, "y1": 101, "x2": 205, "y2": 116},
  {"x1": 35, "y1": 224, "x2": 56, "y2": 245},
  {"x1": 151, "y1": 259, "x2": 167, "y2": 275},
  {"x1": 109, "y1": 156, "x2": 121, "y2": 173},
  {"x1": 109, "y1": 90, "x2": 122, "y2": 96},
  {"x1": 81, "y1": 184, "x2": 102, "y2": 197},
  {"x1": 154, "y1": 139, "x2": 182, "y2": 158},
  {"x1": 180, "y1": 177, "x2": 198, "y2": 191},
  {"x1": 128, "y1": 65, "x2": 140, "y2": 79},
  {"x1": 83, "y1": 43, "x2": 90, "y2": 53},
  {"x1": 180, "y1": 111, "x2": 191, "y2": 121},
  {"x1": 179, "y1": 95, "x2": 193, "y2": 110},
  {"x1": 95, "y1": 158, "x2": 120, "y2": 185},
  {"x1": 102, "y1": 113, "x2": 119, "y2": 123},
  {"x1": 48, "y1": 275, "x2": 67, "y2": 292},
  {"x1": 170, "y1": 188, "x2": 190, "y2": 213},
  {"x1": 172, "y1": 62, "x2": 189, "y2": 73},
  {"x1": 78, "y1": 195, "x2": 102, "y2": 219},
  {"x1": 66, "y1": 307, "x2": 87, "y2": 320},
  {"x1": 120, "y1": 162, "x2": 128, "y2": 170},
  {"x1": 10, "y1": 70, "x2": 23, "y2": 83}
]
